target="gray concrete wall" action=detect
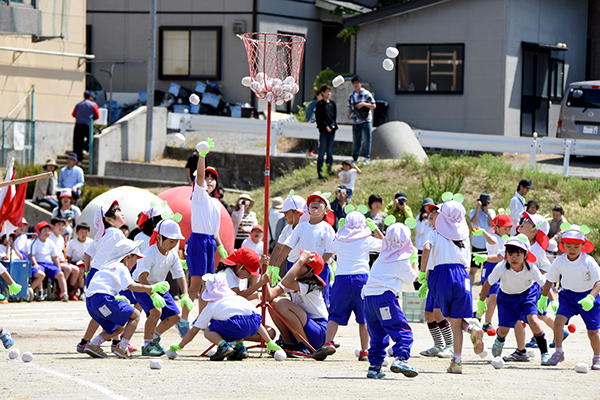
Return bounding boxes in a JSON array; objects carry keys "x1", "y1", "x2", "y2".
[
  {"x1": 354, "y1": 0, "x2": 507, "y2": 135},
  {"x1": 34, "y1": 121, "x2": 74, "y2": 165},
  {"x1": 24, "y1": 200, "x2": 51, "y2": 226}
]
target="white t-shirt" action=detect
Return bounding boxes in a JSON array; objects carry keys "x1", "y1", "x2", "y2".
[
  {"x1": 485, "y1": 233, "x2": 505, "y2": 257},
  {"x1": 49, "y1": 232, "x2": 66, "y2": 256},
  {"x1": 284, "y1": 221, "x2": 335, "y2": 262},
  {"x1": 224, "y1": 266, "x2": 248, "y2": 291},
  {"x1": 193, "y1": 295, "x2": 257, "y2": 330},
  {"x1": 241, "y1": 238, "x2": 264, "y2": 256},
  {"x1": 86, "y1": 261, "x2": 135, "y2": 297},
  {"x1": 284, "y1": 282, "x2": 328, "y2": 320},
  {"x1": 0, "y1": 244, "x2": 20, "y2": 260},
  {"x1": 85, "y1": 227, "x2": 126, "y2": 270},
  {"x1": 425, "y1": 231, "x2": 470, "y2": 271},
  {"x1": 13, "y1": 234, "x2": 30, "y2": 255},
  {"x1": 469, "y1": 208, "x2": 496, "y2": 249},
  {"x1": 487, "y1": 260, "x2": 546, "y2": 295},
  {"x1": 331, "y1": 236, "x2": 381, "y2": 275},
  {"x1": 509, "y1": 192, "x2": 525, "y2": 235},
  {"x1": 133, "y1": 245, "x2": 184, "y2": 284},
  {"x1": 546, "y1": 253, "x2": 600, "y2": 292},
  {"x1": 133, "y1": 232, "x2": 151, "y2": 254},
  {"x1": 338, "y1": 169, "x2": 358, "y2": 190},
  {"x1": 31, "y1": 239, "x2": 60, "y2": 264},
  {"x1": 414, "y1": 218, "x2": 433, "y2": 251},
  {"x1": 0, "y1": 262, "x2": 6, "y2": 274},
  {"x1": 278, "y1": 224, "x2": 299, "y2": 262},
  {"x1": 191, "y1": 179, "x2": 221, "y2": 236},
  {"x1": 364, "y1": 258, "x2": 418, "y2": 297},
  {"x1": 529, "y1": 242, "x2": 551, "y2": 272},
  {"x1": 66, "y1": 237, "x2": 93, "y2": 263}
]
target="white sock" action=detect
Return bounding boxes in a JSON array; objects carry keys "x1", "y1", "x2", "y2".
[
  {"x1": 153, "y1": 331, "x2": 160, "y2": 340},
  {"x1": 144, "y1": 339, "x2": 152, "y2": 346},
  {"x1": 119, "y1": 338, "x2": 130, "y2": 350},
  {"x1": 90, "y1": 335, "x2": 104, "y2": 346}
]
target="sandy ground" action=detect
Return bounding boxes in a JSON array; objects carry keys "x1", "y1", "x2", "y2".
[{"x1": 1, "y1": 287, "x2": 599, "y2": 400}]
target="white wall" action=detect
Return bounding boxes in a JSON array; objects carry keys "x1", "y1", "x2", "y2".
[{"x1": 34, "y1": 121, "x2": 74, "y2": 164}]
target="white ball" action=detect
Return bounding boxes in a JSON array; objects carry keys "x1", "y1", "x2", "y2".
[
  {"x1": 275, "y1": 98, "x2": 284, "y2": 106},
  {"x1": 250, "y1": 81, "x2": 261, "y2": 93},
  {"x1": 149, "y1": 359, "x2": 163, "y2": 370},
  {"x1": 21, "y1": 352, "x2": 33, "y2": 363},
  {"x1": 196, "y1": 141, "x2": 210, "y2": 153},
  {"x1": 189, "y1": 93, "x2": 200, "y2": 105},
  {"x1": 166, "y1": 349, "x2": 178, "y2": 360},
  {"x1": 274, "y1": 350, "x2": 287, "y2": 361},
  {"x1": 386, "y1": 47, "x2": 399, "y2": 58},
  {"x1": 272, "y1": 84, "x2": 283, "y2": 97},
  {"x1": 291, "y1": 83, "x2": 299, "y2": 95},
  {"x1": 332, "y1": 75, "x2": 345, "y2": 88},
  {"x1": 8, "y1": 348, "x2": 20, "y2": 359},
  {"x1": 382, "y1": 357, "x2": 390, "y2": 367},
  {"x1": 283, "y1": 76, "x2": 295, "y2": 85},
  {"x1": 283, "y1": 92, "x2": 294, "y2": 102},
  {"x1": 173, "y1": 133, "x2": 185, "y2": 145},
  {"x1": 207, "y1": 347, "x2": 217, "y2": 357},
  {"x1": 265, "y1": 92, "x2": 275, "y2": 103},
  {"x1": 387, "y1": 347, "x2": 394, "y2": 356},
  {"x1": 491, "y1": 356, "x2": 504, "y2": 369},
  {"x1": 354, "y1": 348, "x2": 361, "y2": 357},
  {"x1": 241, "y1": 76, "x2": 252, "y2": 87},
  {"x1": 527, "y1": 349, "x2": 536, "y2": 358},
  {"x1": 479, "y1": 347, "x2": 489, "y2": 359},
  {"x1": 256, "y1": 72, "x2": 265, "y2": 82},
  {"x1": 575, "y1": 362, "x2": 590, "y2": 373},
  {"x1": 382, "y1": 58, "x2": 394, "y2": 71},
  {"x1": 272, "y1": 78, "x2": 282, "y2": 87}
]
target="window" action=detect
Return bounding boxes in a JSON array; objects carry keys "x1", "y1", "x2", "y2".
[
  {"x1": 159, "y1": 26, "x2": 221, "y2": 80},
  {"x1": 396, "y1": 44, "x2": 464, "y2": 94},
  {"x1": 550, "y1": 58, "x2": 564, "y2": 100}
]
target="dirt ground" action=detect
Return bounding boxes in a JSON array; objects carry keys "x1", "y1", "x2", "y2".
[{"x1": 1, "y1": 286, "x2": 598, "y2": 400}]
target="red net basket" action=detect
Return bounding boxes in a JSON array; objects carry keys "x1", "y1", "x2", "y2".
[{"x1": 240, "y1": 32, "x2": 306, "y2": 104}]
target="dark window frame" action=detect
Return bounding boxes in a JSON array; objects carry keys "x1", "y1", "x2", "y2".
[
  {"x1": 158, "y1": 26, "x2": 222, "y2": 81},
  {"x1": 395, "y1": 43, "x2": 465, "y2": 95},
  {"x1": 550, "y1": 58, "x2": 564, "y2": 100}
]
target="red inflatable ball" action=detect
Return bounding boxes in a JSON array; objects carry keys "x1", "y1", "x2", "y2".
[{"x1": 158, "y1": 186, "x2": 235, "y2": 265}]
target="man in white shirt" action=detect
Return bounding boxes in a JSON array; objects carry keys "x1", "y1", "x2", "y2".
[{"x1": 509, "y1": 179, "x2": 533, "y2": 235}]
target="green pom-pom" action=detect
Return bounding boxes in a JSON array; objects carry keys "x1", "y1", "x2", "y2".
[
  {"x1": 517, "y1": 234, "x2": 528, "y2": 243},
  {"x1": 313, "y1": 190, "x2": 322, "y2": 195},
  {"x1": 501, "y1": 235, "x2": 510, "y2": 242},
  {"x1": 322, "y1": 192, "x2": 331, "y2": 199},
  {"x1": 405, "y1": 218, "x2": 417, "y2": 230},
  {"x1": 173, "y1": 213, "x2": 183, "y2": 223},
  {"x1": 441, "y1": 192, "x2": 453, "y2": 202},
  {"x1": 288, "y1": 189, "x2": 294, "y2": 198},
  {"x1": 161, "y1": 211, "x2": 173, "y2": 220},
  {"x1": 384, "y1": 215, "x2": 396, "y2": 226},
  {"x1": 344, "y1": 204, "x2": 355, "y2": 213},
  {"x1": 560, "y1": 222, "x2": 571, "y2": 231},
  {"x1": 357, "y1": 204, "x2": 368, "y2": 214},
  {"x1": 150, "y1": 200, "x2": 157, "y2": 208},
  {"x1": 580, "y1": 225, "x2": 591, "y2": 235},
  {"x1": 453, "y1": 193, "x2": 465, "y2": 204},
  {"x1": 161, "y1": 200, "x2": 168, "y2": 207}
]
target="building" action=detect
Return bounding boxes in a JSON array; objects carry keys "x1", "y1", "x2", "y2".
[{"x1": 345, "y1": 0, "x2": 589, "y2": 137}]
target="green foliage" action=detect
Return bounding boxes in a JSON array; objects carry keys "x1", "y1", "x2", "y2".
[
  {"x1": 13, "y1": 161, "x2": 44, "y2": 199},
  {"x1": 421, "y1": 171, "x2": 464, "y2": 204},
  {"x1": 312, "y1": 68, "x2": 354, "y2": 97},
  {"x1": 336, "y1": 26, "x2": 360, "y2": 42},
  {"x1": 293, "y1": 101, "x2": 310, "y2": 122},
  {"x1": 79, "y1": 184, "x2": 113, "y2": 210},
  {"x1": 330, "y1": 6, "x2": 360, "y2": 16}
]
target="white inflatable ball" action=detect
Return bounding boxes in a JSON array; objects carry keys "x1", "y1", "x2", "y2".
[
  {"x1": 479, "y1": 347, "x2": 489, "y2": 359},
  {"x1": 274, "y1": 350, "x2": 287, "y2": 361},
  {"x1": 196, "y1": 141, "x2": 210, "y2": 153},
  {"x1": 291, "y1": 83, "x2": 299, "y2": 95},
  {"x1": 189, "y1": 93, "x2": 200, "y2": 106},
  {"x1": 491, "y1": 356, "x2": 504, "y2": 369},
  {"x1": 265, "y1": 77, "x2": 274, "y2": 91},
  {"x1": 241, "y1": 76, "x2": 252, "y2": 87},
  {"x1": 173, "y1": 133, "x2": 185, "y2": 145},
  {"x1": 265, "y1": 92, "x2": 275, "y2": 103},
  {"x1": 387, "y1": 347, "x2": 394, "y2": 357},
  {"x1": 354, "y1": 348, "x2": 361, "y2": 357},
  {"x1": 281, "y1": 84, "x2": 292, "y2": 94},
  {"x1": 527, "y1": 349, "x2": 536, "y2": 358},
  {"x1": 150, "y1": 359, "x2": 163, "y2": 370},
  {"x1": 21, "y1": 352, "x2": 33, "y2": 363},
  {"x1": 272, "y1": 78, "x2": 283, "y2": 87},
  {"x1": 275, "y1": 98, "x2": 284, "y2": 106},
  {"x1": 207, "y1": 347, "x2": 217, "y2": 357},
  {"x1": 332, "y1": 75, "x2": 345, "y2": 88},
  {"x1": 382, "y1": 357, "x2": 390, "y2": 367},
  {"x1": 386, "y1": 46, "x2": 399, "y2": 58},
  {"x1": 8, "y1": 348, "x2": 20, "y2": 360},
  {"x1": 166, "y1": 349, "x2": 178, "y2": 360},
  {"x1": 283, "y1": 76, "x2": 295, "y2": 85},
  {"x1": 250, "y1": 81, "x2": 261, "y2": 93},
  {"x1": 255, "y1": 72, "x2": 265, "y2": 82},
  {"x1": 575, "y1": 362, "x2": 590, "y2": 373},
  {"x1": 272, "y1": 84, "x2": 283, "y2": 97},
  {"x1": 283, "y1": 92, "x2": 294, "y2": 102},
  {"x1": 382, "y1": 58, "x2": 394, "y2": 71}
]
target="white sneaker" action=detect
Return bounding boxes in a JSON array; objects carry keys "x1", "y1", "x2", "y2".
[
  {"x1": 437, "y1": 346, "x2": 453, "y2": 358},
  {"x1": 362, "y1": 157, "x2": 371, "y2": 166}
]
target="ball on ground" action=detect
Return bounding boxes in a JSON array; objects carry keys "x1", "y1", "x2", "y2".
[
  {"x1": 382, "y1": 357, "x2": 390, "y2": 367},
  {"x1": 21, "y1": 352, "x2": 33, "y2": 363},
  {"x1": 8, "y1": 348, "x2": 20, "y2": 359},
  {"x1": 150, "y1": 359, "x2": 163, "y2": 370},
  {"x1": 382, "y1": 58, "x2": 394, "y2": 71},
  {"x1": 332, "y1": 75, "x2": 345, "y2": 88},
  {"x1": 173, "y1": 133, "x2": 185, "y2": 145},
  {"x1": 386, "y1": 47, "x2": 399, "y2": 58},
  {"x1": 166, "y1": 349, "x2": 178, "y2": 360},
  {"x1": 354, "y1": 348, "x2": 361, "y2": 357},
  {"x1": 491, "y1": 356, "x2": 504, "y2": 369},
  {"x1": 189, "y1": 93, "x2": 200, "y2": 105},
  {"x1": 568, "y1": 323, "x2": 577, "y2": 333},
  {"x1": 207, "y1": 347, "x2": 217, "y2": 357},
  {"x1": 274, "y1": 350, "x2": 287, "y2": 361},
  {"x1": 575, "y1": 362, "x2": 590, "y2": 373}
]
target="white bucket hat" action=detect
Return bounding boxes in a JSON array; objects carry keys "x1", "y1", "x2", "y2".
[{"x1": 436, "y1": 200, "x2": 469, "y2": 241}]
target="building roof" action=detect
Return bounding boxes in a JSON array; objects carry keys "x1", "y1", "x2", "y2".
[{"x1": 343, "y1": 0, "x2": 451, "y2": 26}]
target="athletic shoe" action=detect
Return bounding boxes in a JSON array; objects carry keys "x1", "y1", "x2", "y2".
[
  {"x1": 482, "y1": 322, "x2": 493, "y2": 332},
  {"x1": 525, "y1": 336, "x2": 538, "y2": 348},
  {"x1": 420, "y1": 346, "x2": 443, "y2": 357},
  {"x1": 281, "y1": 343, "x2": 299, "y2": 358},
  {"x1": 0, "y1": 329, "x2": 14, "y2": 349},
  {"x1": 390, "y1": 358, "x2": 418, "y2": 378},
  {"x1": 358, "y1": 350, "x2": 369, "y2": 362},
  {"x1": 367, "y1": 365, "x2": 386, "y2": 379},
  {"x1": 592, "y1": 359, "x2": 600, "y2": 370},
  {"x1": 142, "y1": 342, "x2": 165, "y2": 357},
  {"x1": 362, "y1": 158, "x2": 371, "y2": 166},
  {"x1": 437, "y1": 346, "x2": 453, "y2": 358},
  {"x1": 293, "y1": 343, "x2": 313, "y2": 356},
  {"x1": 312, "y1": 341, "x2": 336, "y2": 361},
  {"x1": 540, "y1": 352, "x2": 552, "y2": 365},
  {"x1": 76, "y1": 343, "x2": 86, "y2": 353},
  {"x1": 503, "y1": 350, "x2": 530, "y2": 362},
  {"x1": 210, "y1": 342, "x2": 234, "y2": 361},
  {"x1": 549, "y1": 328, "x2": 569, "y2": 348},
  {"x1": 84, "y1": 344, "x2": 108, "y2": 358},
  {"x1": 175, "y1": 320, "x2": 190, "y2": 338},
  {"x1": 492, "y1": 338, "x2": 505, "y2": 358},
  {"x1": 128, "y1": 344, "x2": 137, "y2": 352},
  {"x1": 68, "y1": 291, "x2": 79, "y2": 301},
  {"x1": 61, "y1": 293, "x2": 69, "y2": 302},
  {"x1": 447, "y1": 360, "x2": 463, "y2": 374},
  {"x1": 545, "y1": 351, "x2": 565, "y2": 366},
  {"x1": 470, "y1": 327, "x2": 484, "y2": 354},
  {"x1": 152, "y1": 337, "x2": 166, "y2": 353},
  {"x1": 112, "y1": 344, "x2": 131, "y2": 358},
  {"x1": 227, "y1": 343, "x2": 249, "y2": 361}
]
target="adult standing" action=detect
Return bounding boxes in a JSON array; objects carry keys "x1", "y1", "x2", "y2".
[
  {"x1": 58, "y1": 153, "x2": 85, "y2": 202},
  {"x1": 32, "y1": 158, "x2": 59, "y2": 209},
  {"x1": 347, "y1": 76, "x2": 376, "y2": 165},
  {"x1": 384, "y1": 192, "x2": 413, "y2": 224},
  {"x1": 231, "y1": 194, "x2": 258, "y2": 249},
  {"x1": 268, "y1": 197, "x2": 284, "y2": 250},
  {"x1": 508, "y1": 179, "x2": 533, "y2": 235},
  {"x1": 315, "y1": 84, "x2": 337, "y2": 180},
  {"x1": 469, "y1": 193, "x2": 495, "y2": 285},
  {"x1": 71, "y1": 91, "x2": 99, "y2": 163}
]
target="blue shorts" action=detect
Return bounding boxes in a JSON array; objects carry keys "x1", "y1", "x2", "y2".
[
  {"x1": 329, "y1": 274, "x2": 367, "y2": 325},
  {"x1": 209, "y1": 313, "x2": 262, "y2": 342},
  {"x1": 429, "y1": 263, "x2": 473, "y2": 319},
  {"x1": 424, "y1": 290, "x2": 440, "y2": 312},
  {"x1": 347, "y1": 188, "x2": 353, "y2": 199},
  {"x1": 38, "y1": 262, "x2": 61, "y2": 280},
  {"x1": 481, "y1": 262, "x2": 500, "y2": 296},
  {"x1": 558, "y1": 289, "x2": 600, "y2": 331},
  {"x1": 119, "y1": 266, "x2": 137, "y2": 304},
  {"x1": 320, "y1": 263, "x2": 331, "y2": 309},
  {"x1": 31, "y1": 265, "x2": 41, "y2": 278},
  {"x1": 497, "y1": 286, "x2": 538, "y2": 328},
  {"x1": 134, "y1": 291, "x2": 180, "y2": 320},
  {"x1": 85, "y1": 267, "x2": 98, "y2": 287},
  {"x1": 19, "y1": 251, "x2": 29, "y2": 261},
  {"x1": 291, "y1": 317, "x2": 327, "y2": 350},
  {"x1": 86, "y1": 293, "x2": 135, "y2": 334},
  {"x1": 186, "y1": 233, "x2": 216, "y2": 277}
]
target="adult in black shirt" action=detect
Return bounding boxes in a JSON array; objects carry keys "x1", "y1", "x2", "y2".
[
  {"x1": 185, "y1": 150, "x2": 199, "y2": 185},
  {"x1": 315, "y1": 84, "x2": 337, "y2": 180}
]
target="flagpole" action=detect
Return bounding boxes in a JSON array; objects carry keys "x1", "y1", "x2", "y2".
[{"x1": 0, "y1": 172, "x2": 51, "y2": 189}]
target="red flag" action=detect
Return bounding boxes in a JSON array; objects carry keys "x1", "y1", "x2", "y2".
[
  {"x1": 0, "y1": 173, "x2": 27, "y2": 228},
  {"x1": 0, "y1": 169, "x2": 16, "y2": 220}
]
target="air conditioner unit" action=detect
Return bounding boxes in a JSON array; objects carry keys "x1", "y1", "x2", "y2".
[{"x1": 233, "y1": 20, "x2": 246, "y2": 34}]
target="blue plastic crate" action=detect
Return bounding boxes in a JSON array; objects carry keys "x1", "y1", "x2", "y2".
[
  {"x1": 401, "y1": 291, "x2": 426, "y2": 323},
  {"x1": 169, "y1": 82, "x2": 181, "y2": 96},
  {"x1": 195, "y1": 81, "x2": 207, "y2": 93},
  {"x1": 201, "y1": 92, "x2": 221, "y2": 108},
  {"x1": 0, "y1": 260, "x2": 30, "y2": 298}
]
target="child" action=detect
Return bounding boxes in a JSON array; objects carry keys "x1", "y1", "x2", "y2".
[
  {"x1": 217, "y1": 247, "x2": 269, "y2": 300},
  {"x1": 265, "y1": 250, "x2": 328, "y2": 355},
  {"x1": 49, "y1": 217, "x2": 80, "y2": 300},
  {"x1": 477, "y1": 235, "x2": 551, "y2": 365},
  {"x1": 31, "y1": 221, "x2": 70, "y2": 302},
  {"x1": 84, "y1": 238, "x2": 170, "y2": 358},
  {"x1": 313, "y1": 211, "x2": 383, "y2": 361},
  {"x1": 335, "y1": 160, "x2": 361, "y2": 199},
  {"x1": 13, "y1": 219, "x2": 30, "y2": 261},
  {"x1": 134, "y1": 203, "x2": 167, "y2": 253},
  {"x1": 0, "y1": 263, "x2": 23, "y2": 349},
  {"x1": 178, "y1": 139, "x2": 227, "y2": 338},
  {"x1": 362, "y1": 223, "x2": 419, "y2": 379},
  {"x1": 540, "y1": 225, "x2": 600, "y2": 368},
  {"x1": 66, "y1": 223, "x2": 93, "y2": 298},
  {"x1": 120, "y1": 224, "x2": 130, "y2": 238},
  {"x1": 0, "y1": 234, "x2": 23, "y2": 261},
  {"x1": 232, "y1": 194, "x2": 258, "y2": 249},
  {"x1": 241, "y1": 225, "x2": 264, "y2": 256},
  {"x1": 52, "y1": 190, "x2": 81, "y2": 239},
  {"x1": 269, "y1": 195, "x2": 306, "y2": 274},
  {"x1": 170, "y1": 272, "x2": 282, "y2": 361},
  {"x1": 419, "y1": 199, "x2": 483, "y2": 374}
]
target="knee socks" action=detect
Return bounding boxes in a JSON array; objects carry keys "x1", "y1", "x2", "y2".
[
  {"x1": 439, "y1": 319, "x2": 453, "y2": 347},
  {"x1": 427, "y1": 321, "x2": 444, "y2": 348},
  {"x1": 534, "y1": 332, "x2": 548, "y2": 354}
]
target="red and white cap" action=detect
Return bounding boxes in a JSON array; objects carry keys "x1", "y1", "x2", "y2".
[
  {"x1": 504, "y1": 235, "x2": 537, "y2": 263},
  {"x1": 491, "y1": 214, "x2": 514, "y2": 233},
  {"x1": 299, "y1": 193, "x2": 335, "y2": 227},
  {"x1": 518, "y1": 212, "x2": 549, "y2": 250},
  {"x1": 300, "y1": 250, "x2": 327, "y2": 287},
  {"x1": 93, "y1": 200, "x2": 119, "y2": 241},
  {"x1": 137, "y1": 202, "x2": 168, "y2": 229},
  {"x1": 560, "y1": 225, "x2": 595, "y2": 253},
  {"x1": 149, "y1": 219, "x2": 185, "y2": 246},
  {"x1": 221, "y1": 248, "x2": 261, "y2": 277}
]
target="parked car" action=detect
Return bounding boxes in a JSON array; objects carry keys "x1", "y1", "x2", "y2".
[
  {"x1": 85, "y1": 72, "x2": 107, "y2": 107},
  {"x1": 557, "y1": 80, "x2": 600, "y2": 140}
]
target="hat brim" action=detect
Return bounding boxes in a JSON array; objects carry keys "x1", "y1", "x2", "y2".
[
  {"x1": 435, "y1": 215, "x2": 469, "y2": 241},
  {"x1": 205, "y1": 167, "x2": 219, "y2": 180},
  {"x1": 559, "y1": 239, "x2": 594, "y2": 254},
  {"x1": 427, "y1": 204, "x2": 440, "y2": 213}
]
